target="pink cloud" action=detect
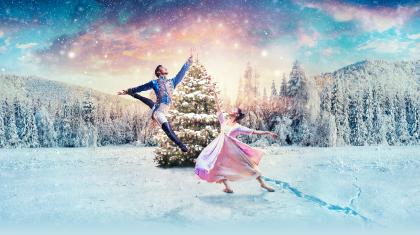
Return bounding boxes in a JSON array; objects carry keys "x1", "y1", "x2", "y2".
[
  {"x1": 296, "y1": 28, "x2": 320, "y2": 48},
  {"x1": 34, "y1": 11, "x2": 261, "y2": 75},
  {"x1": 296, "y1": 0, "x2": 419, "y2": 32},
  {"x1": 321, "y1": 47, "x2": 335, "y2": 57}
]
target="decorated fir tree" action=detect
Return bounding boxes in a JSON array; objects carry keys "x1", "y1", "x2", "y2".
[{"x1": 154, "y1": 61, "x2": 220, "y2": 167}]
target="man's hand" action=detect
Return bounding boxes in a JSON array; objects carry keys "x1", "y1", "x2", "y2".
[
  {"x1": 187, "y1": 55, "x2": 193, "y2": 64},
  {"x1": 117, "y1": 90, "x2": 128, "y2": 95}
]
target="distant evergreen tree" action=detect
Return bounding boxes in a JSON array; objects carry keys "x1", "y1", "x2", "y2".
[
  {"x1": 270, "y1": 80, "x2": 277, "y2": 98},
  {"x1": 3, "y1": 99, "x2": 20, "y2": 147},
  {"x1": 320, "y1": 86, "x2": 331, "y2": 113},
  {"x1": 394, "y1": 93, "x2": 410, "y2": 145},
  {"x1": 24, "y1": 106, "x2": 40, "y2": 148},
  {"x1": 279, "y1": 74, "x2": 288, "y2": 97},
  {"x1": 0, "y1": 107, "x2": 5, "y2": 148},
  {"x1": 82, "y1": 91, "x2": 97, "y2": 147},
  {"x1": 287, "y1": 61, "x2": 309, "y2": 103},
  {"x1": 57, "y1": 101, "x2": 73, "y2": 147},
  {"x1": 286, "y1": 61, "x2": 310, "y2": 145},
  {"x1": 35, "y1": 106, "x2": 56, "y2": 147}
]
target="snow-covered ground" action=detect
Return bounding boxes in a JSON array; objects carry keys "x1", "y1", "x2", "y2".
[{"x1": 0, "y1": 146, "x2": 419, "y2": 234}]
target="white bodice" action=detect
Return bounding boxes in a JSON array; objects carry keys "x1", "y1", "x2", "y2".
[{"x1": 221, "y1": 123, "x2": 237, "y2": 135}]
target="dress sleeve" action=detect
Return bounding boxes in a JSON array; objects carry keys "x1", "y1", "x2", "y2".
[
  {"x1": 217, "y1": 111, "x2": 225, "y2": 125},
  {"x1": 236, "y1": 124, "x2": 255, "y2": 135}
]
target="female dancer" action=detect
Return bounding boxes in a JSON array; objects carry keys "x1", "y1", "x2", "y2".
[{"x1": 195, "y1": 84, "x2": 278, "y2": 193}]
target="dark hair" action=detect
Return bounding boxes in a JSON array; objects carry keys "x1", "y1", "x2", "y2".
[
  {"x1": 234, "y1": 108, "x2": 246, "y2": 122},
  {"x1": 155, "y1": 65, "x2": 163, "y2": 77}
]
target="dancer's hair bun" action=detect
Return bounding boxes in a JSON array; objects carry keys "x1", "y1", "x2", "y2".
[{"x1": 235, "y1": 108, "x2": 246, "y2": 122}]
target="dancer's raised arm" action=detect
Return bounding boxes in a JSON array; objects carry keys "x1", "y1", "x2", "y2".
[
  {"x1": 208, "y1": 77, "x2": 224, "y2": 125},
  {"x1": 172, "y1": 55, "x2": 193, "y2": 88},
  {"x1": 210, "y1": 77, "x2": 224, "y2": 114}
]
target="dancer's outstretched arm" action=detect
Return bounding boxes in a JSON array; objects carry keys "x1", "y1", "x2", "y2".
[
  {"x1": 117, "y1": 80, "x2": 153, "y2": 96},
  {"x1": 237, "y1": 125, "x2": 278, "y2": 139},
  {"x1": 172, "y1": 56, "x2": 193, "y2": 88}
]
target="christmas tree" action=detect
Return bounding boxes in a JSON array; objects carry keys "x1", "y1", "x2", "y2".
[{"x1": 154, "y1": 61, "x2": 221, "y2": 167}]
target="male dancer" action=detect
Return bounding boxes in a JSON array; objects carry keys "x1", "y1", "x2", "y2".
[{"x1": 118, "y1": 55, "x2": 193, "y2": 152}]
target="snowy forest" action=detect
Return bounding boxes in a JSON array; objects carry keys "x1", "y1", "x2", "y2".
[
  {"x1": 0, "y1": 76, "x2": 155, "y2": 148},
  {"x1": 233, "y1": 60, "x2": 420, "y2": 146},
  {"x1": 0, "y1": 59, "x2": 419, "y2": 148}
]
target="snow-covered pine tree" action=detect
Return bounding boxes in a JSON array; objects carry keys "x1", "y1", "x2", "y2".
[
  {"x1": 0, "y1": 107, "x2": 5, "y2": 148},
  {"x1": 331, "y1": 78, "x2": 350, "y2": 145},
  {"x1": 154, "y1": 61, "x2": 220, "y2": 167},
  {"x1": 320, "y1": 86, "x2": 331, "y2": 113},
  {"x1": 3, "y1": 99, "x2": 20, "y2": 147},
  {"x1": 280, "y1": 74, "x2": 288, "y2": 97},
  {"x1": 273, "y1": 115, "x2": 292, "y2": 145},
  {"x1": 23, "y1": 105, "x2": 40, "y2": 148},
  {"x1": 270, "y1": 80, "x2": 277, "y2": 99},
  {"x1": 362, "y1": 89, "x2": 374, "y2": 145},
  {"x1": 13, "y1": 98, "x2": 25, "y2": 146},
  {"x1": 348, "y1": 95, "x2": 365, "y2": 146},
  {"x1": 97, "y1": 105, "x2": 113, "y2": 146},
  {"x1": 371, "y1": 86, "x2": 386, "y2": 144},
  {"x1": 35, "y1": 106, "x2": 56, "y2": 147},
  {"x1": 286, "y1": 60, "x2": 310, "y2": 144},
  {"x1": 383, "y1": 96, "x2": 397, "y2": 145},
  {"x1": 82, "y1": 91, "x2": 97, "y2": 147},
  {"x1": 57, "y1": 100, "x2": 73, "y2": 147},
  {"x1": 394, "y1": 93, "x2": 410, "y2": 145},
  {"x1": 404, "y1": 92, "x2": 417, "y2": 143}
]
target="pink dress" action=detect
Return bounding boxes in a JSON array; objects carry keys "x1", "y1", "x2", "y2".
[{"x1": 195, "y1": 112, "x2": 265, "y2": 183}]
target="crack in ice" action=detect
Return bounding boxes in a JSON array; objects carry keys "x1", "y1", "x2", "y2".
[
  {"x1": 262, "y1": 176, "x2": 372, "y2": 224},
  {"x1": 349, "y1": 175, "x2": 362, "y2": 208},
  {"x1": 349, "y1": 183, "x2": 362, "y2": 208}
]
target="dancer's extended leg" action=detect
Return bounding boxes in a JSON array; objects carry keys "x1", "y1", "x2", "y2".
[
  {"x1": 130, "y1": 93, "x2": 155, "y2": 109},
  {"x1": 162, "y1": 122, "x2": 189, "y2": 152},
  {"x1": 130, "y1": 93, "x2": 188, "y2": 152}
]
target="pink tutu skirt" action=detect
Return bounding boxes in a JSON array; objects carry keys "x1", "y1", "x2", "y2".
[{"x1": 195, "y1": 133, "x2": 264, "y2": 183}]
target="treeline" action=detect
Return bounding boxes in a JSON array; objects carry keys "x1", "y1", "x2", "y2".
[
  {"x1": 0, "y1": 91, "x2": 156, "y2": 148},
  {"x1": 234, "y1": 60, "x2": 419, "y2": 146}
]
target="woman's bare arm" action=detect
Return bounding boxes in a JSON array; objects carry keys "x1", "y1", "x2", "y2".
[
  {"x1": 210, "y1": 77, "x2": 222, "y2": 113},
  {"x1": 250, "y1": 130, "x2": 278, "y2": 139}
]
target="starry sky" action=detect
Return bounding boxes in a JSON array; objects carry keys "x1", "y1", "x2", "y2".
[{"x1": 0, "y1": 0, "x2": 419, "y2": 98}]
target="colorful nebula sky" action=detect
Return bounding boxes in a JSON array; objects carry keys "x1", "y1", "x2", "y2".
[{"x1": 0, "y1": 0, "x2": 419, "y2": 98}]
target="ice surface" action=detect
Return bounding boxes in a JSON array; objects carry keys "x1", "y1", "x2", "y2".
[{"x1": 0, "y1": 146, "x2": 419, "y2": 233}]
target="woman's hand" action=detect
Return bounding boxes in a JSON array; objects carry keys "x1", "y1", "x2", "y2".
[
  {"x1": 268, "y1": 132, "x2": 278, "y2": 139},
  {"x1": 117, "y1": 90, "x2": 128, "y2": 95}
]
